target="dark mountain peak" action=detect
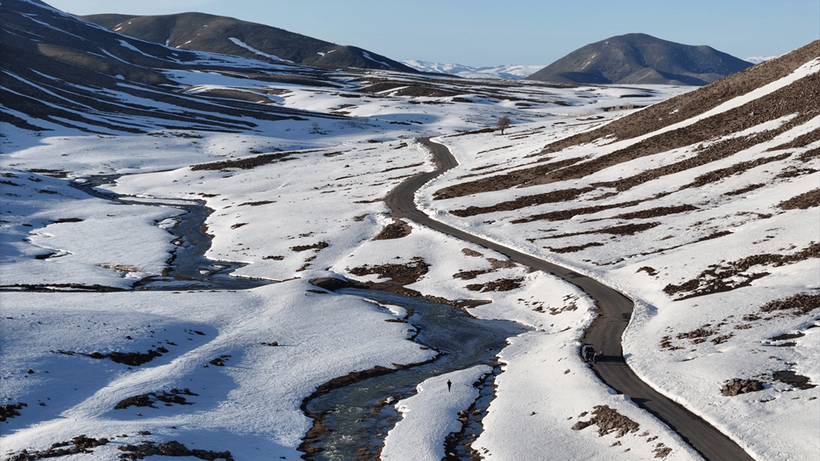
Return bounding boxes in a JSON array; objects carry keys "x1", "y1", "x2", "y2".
[
  {"x1": 0, "y1": 0, "x2": 339, "y2": 135},
  {"x1": 527, "y1": 33, "x2": 753, "y2": 85},
  {"x1": 81, "y1": 11, "x2": 418, "y2": 73}
]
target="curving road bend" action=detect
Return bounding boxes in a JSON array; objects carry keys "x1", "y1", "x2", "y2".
[{"x1": 384, "y1": 137, "x2": 755, "y2": 461}]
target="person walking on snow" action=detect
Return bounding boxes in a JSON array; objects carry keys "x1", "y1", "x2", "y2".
[{"x1": 447, "y1": 380, "x2": 452, "y2": 392}]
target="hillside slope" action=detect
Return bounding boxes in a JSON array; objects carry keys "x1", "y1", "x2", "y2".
[
  {"x1": 422, "y1": 40, "x2": 819, "y2": 461},
  {"x1": 81, "y1": 12, "x2": 419, "y2": 73},
  {"x1": 0, "y1": 0, "x2": 349, "y2": 135},
  {"x1": 527, "y1": 33, "x2": 753, "y2": 85}
]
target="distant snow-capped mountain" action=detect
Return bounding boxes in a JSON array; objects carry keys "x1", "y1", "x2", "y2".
[
  {"x1": 402, "y1": 60, "x2": 543, "y2": 79},
  {"x1": 744, "y1": 55, "x2": 778, "y2": 64}
]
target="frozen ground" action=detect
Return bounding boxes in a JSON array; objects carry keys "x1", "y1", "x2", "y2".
[
  {"x1": 1, "y1": 74, "x2": 702, "y2": 460},
  {"x1": 1, "y1": 11, "x2": 817, "y2": 458}
]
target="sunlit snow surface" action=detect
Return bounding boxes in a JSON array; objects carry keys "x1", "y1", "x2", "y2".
[{"x1": 1, "y1": 52, "x2": 817, "y2": 461}]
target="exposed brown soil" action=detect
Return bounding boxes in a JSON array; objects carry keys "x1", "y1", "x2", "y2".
[
  {"x1": 609, "y1": 205, "x2": 699, "y2": 220},
  {"x1": 190, "y1": 151, "x2": 296, "y2": 171},
  {"x1": 115, "y1": 388, "x2": 198, "y2": 409},
  {"x1": 54, "y1": 347, "x2": 169, "y2": 367},
  {"x1": 759, "y1": 292, "x2": 820, "y2": 317},
  {"x1": 348, "y1": 257, "x2": 429, "y2": 292},
  {"x1": 446, "y1": 127, "x2": 496, "y2": 138},
  {"x1": 433, "y1": 159, "x2": 588, "y2": 201},
  {"x1": 209, "y1": 355, "x2": 230, "y2": 367},
  {"x1": 237, "y1": 200, "x2": 275, "y2": 207},
  {"x1": 771, "y1": 370, "x2": 816, "y2": 390},
  {"x1": 26, "y1": 169, "x2": 70, "y2": 179},
  {"x1": 571, "y1": 405, "x2": 640, "y2": 437},
  {"x1": 512, "y1": 199, "x2": 644, "y2": 223},
  {"x1": 721, "y1": 378, "x2": 765, "y2": 396},
  {"x1": 1, "y1": 403, "x2": 25, "y2": 421},
  {"x1": 547, "y1": 242, "x2": 605, "y2": 254},
  {"x1": 488, "y1": 258, "x2": 517, "y2": 269},
  {"x1": 546, "y1": 294, "x2": 579, "y2": 315},
  {"x1": 0, "y1": 283, "x2": 127, "y2": 292},
  {"x1": 358, "y1": 81, "x2": 459, "y2": 98},
  {"x1": 637, "y1": 266, "x2": 658, "y2": 276},
  {"x1": 662, "y1": 243, "x2": 820, "y2": 300},
  {"x1": 452, "y1": 257, "x2": 518, "y2": 280},
  {"x1": 676, "y1": 326, "x2": 716, "y2": 344},
  {"x1": 683, "y1": 153, "x2": 792, "y2": 190},
  {"x1": 298, "y1": 411, "x2": 330, "y2": 456},
  {"x1": 453, "y1": 269, "x2": 493, "y2": 280},
  {"x1": 770, "y1": 128, "x2": 820, "y2": 152},
  {"x1": 449, "y1": 187, "x2": 594, "y2": 217},
  {"x1": 532, "y1": 222, "x2": 660, "y2": 248},
  {"x1": 774, "y1": 165, "x2": 818, "y2": 179},
  {"x1": 659, "y1": 335, "x2": 683, "y2": 351},
  {"x1": 777, "y1": 188, "x2": 820, "y2": 210},
  {"x1": 380, "y1": 162, "x2": 425, "y2": 174},
  {"x1": 602, "y1": 222, "x2": 662, "y2": 235},
  {"x1": 290, "y1": 241, "x2": 329, "y2": 252},
  {"x1": 724, "y1": 183, "x2": 766, "y2": 196},
  {"x1": 117, "y1": 440, "x2": 233, "y2": 460},
  {"x1": 769, "y1": 332, "x2": 805, "y2": 341},
  {"x1": 373, "y1": 219, "x2": 412, "y2": 240},
  {"x1": 4, "y1": 435, "x2": 110, "y2": 460},
  {"x1": 589, "y1": 95, "x2": 817, "y2": 193},
  {"x1": 465, "y1": 278, "x2": 524, "y2": 292}
]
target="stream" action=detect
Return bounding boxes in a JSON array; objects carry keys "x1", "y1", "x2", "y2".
[
  {"x1": 72, "y1": 176, "x2": 528, "y2": 459},
  {"x1": 302, "y1": 288, "x2": 528, "y2": 460},
  {"x1": 69, "y1": 176, "x2": 269, "y2": 291}
]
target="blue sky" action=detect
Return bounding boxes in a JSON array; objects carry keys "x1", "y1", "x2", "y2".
[{"x1": 48, "y1": 0, "x2": 819, "y2": 66}]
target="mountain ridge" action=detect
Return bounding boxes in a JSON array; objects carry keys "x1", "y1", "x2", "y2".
[
  {"x1": 527, "y1": 33, "x2": 753, "y2": 85},
  {"x1": 81, "y1": 11, "x2": 419, "y2": 73}
]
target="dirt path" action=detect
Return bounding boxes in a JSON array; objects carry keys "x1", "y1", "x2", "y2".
[{"x1": 384, "y1": 137, "x2": 755, "y2": 461}]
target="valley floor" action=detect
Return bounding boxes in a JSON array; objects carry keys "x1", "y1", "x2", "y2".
[{"x1": 1, "y1": 55, "x2": 818, "y2": 461}]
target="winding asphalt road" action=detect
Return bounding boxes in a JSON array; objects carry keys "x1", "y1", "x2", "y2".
[{"x1": 384, "y1": 137, "x2": 755, "y2": 461}]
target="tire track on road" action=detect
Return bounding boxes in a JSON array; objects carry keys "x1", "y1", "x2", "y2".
[{"x1": 384, "y1": 137, "x2": 755, "y2": 461}]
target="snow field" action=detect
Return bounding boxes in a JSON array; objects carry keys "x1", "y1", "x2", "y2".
[
  {"x1": 473, "y1": 330, "x2": 701, "y2": 460},
  {"x1": 0, "y1": 171, "x2": 182, "y2": 288},
  {"x1": 0, "y1": 281, "x2": 434, "y2": 459},
  {"x1": 2, "y1": 50, "x2": 816, "y2": 460}
]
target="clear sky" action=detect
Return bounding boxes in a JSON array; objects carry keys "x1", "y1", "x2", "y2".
[{"x1": 47, "y1": 0, "x2": 819, "y2": 67}]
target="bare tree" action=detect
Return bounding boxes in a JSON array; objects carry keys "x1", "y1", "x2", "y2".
[{"x1": 496, "y1": 115, "x2": 511, "y2": 134}]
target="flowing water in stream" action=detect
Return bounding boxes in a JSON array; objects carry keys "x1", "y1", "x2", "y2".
[
  {"x1": 72, "y1": 177, "x2": 527, "y2": 459},
  {"x1": 70, "y1": 176, "x2": 269, "y2": 291},
  {"x1": 303, "y1": 289, "x2": 528, "y2": 460}
]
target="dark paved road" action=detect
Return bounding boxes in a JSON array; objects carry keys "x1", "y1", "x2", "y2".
[{"x1": 384, "y1": 137, "x2": 755, "y2": 461}]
